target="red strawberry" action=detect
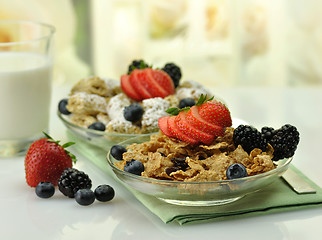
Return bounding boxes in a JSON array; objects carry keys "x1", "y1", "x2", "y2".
[
  {"x1": 185, "y1": 105, "x2": 225, "y2": 136},
  {"x1": 25, "y1": 133, "x2": 76, "y2": 187},
  {"x1": 176, "y1": 111, "x2": 215, "y2": 145},
  {"x1": 121, "y1": 67, "x2": 175, "y2": 101},
  {"x1": 120, "y1": 74, "x2": 141, "y2": 101},
  {"x1": 158, "y1": 116, "x2": 173, "y2": 137},
  {"x1": 146, "y1": 68, "x2": 175, "y2": 97},
  {"x1": 198, "y1": 100, "x2": 232, "y2": 127},
  {"x1": 167, "y1": 116, "x2": 198, "y2": 145},
  {"x1": 129, "y1": 69, "x2": 153, "y2": 99}
]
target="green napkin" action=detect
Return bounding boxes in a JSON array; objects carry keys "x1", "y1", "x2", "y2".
[{"x1": 68, "y1": 132, "x2": 322, "y2": 225}]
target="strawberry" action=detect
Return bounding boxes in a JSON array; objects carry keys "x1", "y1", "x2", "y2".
[
  {"x1": 158, "y1": 116, "x2": 173, "y2": 137},
  {"x1": 158, "y1": 94, "x2": 232, "y2": 145},
  {"x1": 185, "y1": 105, "x2": 225, "y2": 136},
  {"x1": 129, "y1": 69, "x2": 153, "y2": 99},
  {"x1": 121, "y1": 67, "x2": 175, "y2": 101},
  {"x1": 25, "y1": 132, "x2": 76, "y2": 187},
  {"x1": 120, "y1": 74, "x2": 141, "y2": 101},
  {"x1": 176, "y1": 111, "x2": 215, "y2": 145},
  {"x1": 167, "y1": 116, "x2": 198, "y2": 144},
  {"x1": 198, "y1": 100, "x2": 232, "y2": 127}
]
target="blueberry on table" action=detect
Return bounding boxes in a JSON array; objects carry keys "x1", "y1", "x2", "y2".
[
  {"x1": 94, "y1": 185, "x2": 115, "y2": 202},
  {"x1": 75, "y1": 189, "x2": 95, "y2": 206},
  {"x1": 58, "y1": 98, "x2": 71, "y2": 115},
  {"x1": 88, "y1": 121, "x2": 106, "y2": 131},
  {"x1": 124, "y1": 159, "x2": 144, "y2": 176},
  {"x1": 226, "y1": 163, "x2": 248, "y2": 180},
  {"x1": 123, "y1": 103, "x2": 144, "y2": 122},
  {"x1": 178, "y1": 98, "x2": 195, "y2": 109},
  {"x1": 110, "y1": 145, "x2": 127, "y2": 160},
  {"x1": 35, "y1": 182, "x2": 55, "y2": 198}
]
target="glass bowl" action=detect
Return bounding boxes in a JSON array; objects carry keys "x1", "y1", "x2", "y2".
[
  {"x1": 106, "y1": 134, "x2": 293, "y2": 206},
  {"x1": 57, "y1": 111, "x2": 155, "y2": 151}
]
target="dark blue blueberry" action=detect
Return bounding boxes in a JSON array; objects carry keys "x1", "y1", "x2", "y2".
[
  {"x1": 226, "y1": 163, "x2": 248, "y2": 180},
  {"x1": 123, "y1": 103, "x2": 144, "y2": 122},
  {"x1": 75, "y1": 189, "x2": 95, "y2": 206},
  {"x1": 88, "y1": 121, "x2": 106, "y2": 131},
  {"x1": 110, "y1": 145, "x2": 127, "y2": 160},
  {"x1": 58, "y1": 98, "x2": 71, "y2": 115},
  {"x1": 94, "y1": 185, "x2": 115, "y2": 202},
  {"x1": 178, "y1": 98, "x2": 195, "y2": 109},
  {"x1": 35, "y1": 182, "x2": 55, "y2": 198},
  {"x1": 124, "y1": 159, "x2": 144, "y2": 176}
]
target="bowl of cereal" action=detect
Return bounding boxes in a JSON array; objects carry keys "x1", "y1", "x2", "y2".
[{"x1": 106, "y1": 121, "x2": 299, "y2": 206}]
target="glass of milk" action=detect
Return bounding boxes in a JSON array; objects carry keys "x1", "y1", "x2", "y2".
[{"x1": 0, "y1": 20, "x2": 55, "y2": 157}]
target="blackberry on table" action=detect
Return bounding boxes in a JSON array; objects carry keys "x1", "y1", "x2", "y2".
[
  {"x1": 127, "y1": 59, "x2": 150, "y2": 74},
  {"x1": 162, "y1": 63, "x2": 182, "y2": 88},
  {"x1": 233, "y1": 125, "x2": 267, "y2": 154},
  {"x1": 58, "y1": 168, "x2": 92, "y2": 198},
  {"x1": 269, "y1": 124, "x2": 300, "y2": 161}
]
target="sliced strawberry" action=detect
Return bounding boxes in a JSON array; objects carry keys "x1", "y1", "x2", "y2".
[
  {"x1": 121, "y1": 74, "x2": 141, "y2": 101},
  {"x1": 167, "y1": 116, "x2": 198, "y2": 145},
  {"x1": 198, "y1": 100, "x2": 232, "y2": 127},
  {"x1": 146, "y1": 69, "x2": 175, "y2": 97},
  {"x1": 186, "y1": 106, "x2": 225, "y2": 137},
  {"x1": 129, "y1": 69, "x2": 153, "y2": 99},
  {"x1": 176, "y1": 111, "x2": 215, "y2": 145},
  {"x1": 158, "y1": 116, "x2": 173, "y2": 137},
  {"x1": 141, "y1": 68, "x2": 168, "y2": 98}
]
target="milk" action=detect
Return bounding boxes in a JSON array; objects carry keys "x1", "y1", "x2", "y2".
[{"x1": 0, "y1": 52, "x2": 52, "y2": 140}]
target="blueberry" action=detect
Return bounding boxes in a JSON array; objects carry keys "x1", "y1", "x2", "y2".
[
  {"x1": 35, "y1": 182, "x2": 55, "y2": 198},
  {"x1": 75, "y1": 189, "x2": 95, "y2": 206},
  {"x1": 178, "y1": 98, "x2": 195, "y2": 109},
  {"x1": 94, "y1": 185, "x2": 115, "y2": 202},
  {"x1": 226, "y1": 163, "x2": 248, "y2": 180},
  {"x1": 124, "y1": 159, "x2": 144, "y2": 176},
  {"x1": 58, "y1": 98, "x2": 71, "y2": 115},
  {"x1": 88, "y1": 121, "x2": 106, "y2": 131},
  {"x1": 110, "y1": 145, "x2": 127, "y2": 160},
  {"x1": 123, "y1": 103, "x2": 144, "y2": 122}
]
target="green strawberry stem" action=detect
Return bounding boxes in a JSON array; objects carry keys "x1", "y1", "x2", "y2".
[
  {"x1": 166, "y1": 94, "x2": 214, "y2": 116},
  {"x1": 42, "y1": 132, "x2": 77, "y2": 164}
]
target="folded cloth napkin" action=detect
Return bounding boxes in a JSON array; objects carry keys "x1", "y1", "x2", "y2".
[{"x1": 67, "y1": 132, "x2": 322, "y2": 225}]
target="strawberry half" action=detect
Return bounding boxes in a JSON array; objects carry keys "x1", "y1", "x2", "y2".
[
  {"x1": 186, "y1": 105, "x2": 225, "y2": 136},
  {"x1": 198, "y1": 100, "x2": 232, "y2": 127},
  {"x1": 25, "y1": 133, "x2": 76, "y2": 187},
  {"x1": 158, "y1": 116, "x2": 173, "y2": 137},
  {"x1": 121, "y1": 67, "x2": 175, "y2": 101},
  {"x1": 120, "y1": 74, "x2": 141, "y2": 101},
  {"x1": 167, "y1": 116, "x2": 198, "y2": 145},
  {"x1": 176, "y1": 111, "x2": 215, "y2": 145}
]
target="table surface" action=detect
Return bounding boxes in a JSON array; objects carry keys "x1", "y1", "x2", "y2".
[{"x1": 1, "y1": 85, "x2": 322, "y2": 240}]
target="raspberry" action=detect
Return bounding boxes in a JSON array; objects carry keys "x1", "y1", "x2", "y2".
[
  {"x1": 233, "y1": 125, "x2": 267, "y2": 154},
  {"x1": 58, "y1": 168, "x2": 92, "y2": 198},
  {"x1": 127, "y1": 59, "x2": 150, "y2": 74},
  {"x1": 268, "y1": 124, "x2": 300, "y2": 161},
  {"x1": 162, "y1": 63, "x2": 182, "y2": 88}
]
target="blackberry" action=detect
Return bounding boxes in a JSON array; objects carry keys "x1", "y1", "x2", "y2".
[
  {"x1": 123, "y1": 103, "x2": 144, "y2": 122},
  {"x1": 162, "y1": 63, "x2": 182, "y2": 88},
  {"x1": 269, "y1": 124, "x2": 300, "y2": 161},
  {"x1": 58, "y1": 168, "x2": 92, "y2": 198},
  {"x1": 261, "y1": 126, "x2": 275, "y2": 142},
  {"x1": 233, "y1": 125, "x2": 267, "y2": 154},
  {"x1": 127, "y1": 59, "x2": 150, "y2": 74}
]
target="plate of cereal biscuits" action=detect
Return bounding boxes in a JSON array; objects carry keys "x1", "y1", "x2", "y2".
[{"x1": 57, "y1": 60, "x2": 218, "y2": 150}]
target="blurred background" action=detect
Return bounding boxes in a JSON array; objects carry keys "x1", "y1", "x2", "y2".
[{"x1": 1, "y1": 0, "x2": 322, "y2": 87}]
